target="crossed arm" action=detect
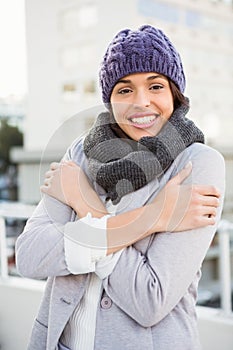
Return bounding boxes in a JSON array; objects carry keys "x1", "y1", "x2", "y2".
[
  {"x1": 40, "y1": 158, "x2": 220, "y2": 255},
  {"x1": 16, "y1": 144, "x2": 225, "y2": 326}
]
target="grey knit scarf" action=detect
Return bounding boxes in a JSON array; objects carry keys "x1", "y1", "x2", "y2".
[{"x1": 83, "y1": 103, "x2": 204, "y2": 204}]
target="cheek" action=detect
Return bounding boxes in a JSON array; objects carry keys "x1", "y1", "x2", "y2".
[
  {"x1": 162, "y1": 95, "x2": 174, "y2": 119},
  {"x1": 111, "y1": 103, "x2": 127, "y2": 124},
  {"x1": 166, "y1": 105, "x2": 174, "y2": 119}
]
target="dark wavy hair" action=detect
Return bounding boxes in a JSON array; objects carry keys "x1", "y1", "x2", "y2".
[{"x1": 169, "y1": 80, "x2": 189, "y2": 109}]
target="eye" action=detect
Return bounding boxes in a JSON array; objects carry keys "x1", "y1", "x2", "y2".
[
  {"x1": 150, "y1": 84, "x2": 163, "y2": 91},
  {"x1": 118, "y1": 88, "x2": 133, "y2": 94}
]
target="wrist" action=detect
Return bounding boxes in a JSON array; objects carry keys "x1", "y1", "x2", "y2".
[
  {"x1": 149, "y1": 202, "x2": 165, "y2": 233},
  {"x1": 72, "y1": 188, "x2": 108, "y2": 219},
  {"x1": 106, "y1": 202, "x2": 164, "y2": 255}
]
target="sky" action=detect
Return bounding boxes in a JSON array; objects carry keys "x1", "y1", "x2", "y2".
[{"x1": 0, "y1": 0, "x2": 27, "y2": 98}]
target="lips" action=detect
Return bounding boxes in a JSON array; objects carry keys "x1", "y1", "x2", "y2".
[{"x1": 128, "y1": 112, "x2": 159, "y2": 128}]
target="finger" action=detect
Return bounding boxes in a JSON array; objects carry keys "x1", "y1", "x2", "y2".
[
  {"x1": 202, "y1": 206, "x2": 217, "y2": 218},
  {"x1": 44, "y1": 170, "x2": 54, "y2": 178},
  {"x1": 201, "y1": 215, "x2": 216, "y2": 226},
  {"x1": 43, "y1": 178, "x2": 51, "y2": 187},
  {"x1": 205, "y1": 186, "x2": 221, "y2": 198},
  {"x1": 194, "y1": 185, "x2": 221, "y2": 198},
  {"x1": 200, "y1": 195, "x2": 220, "y2": 208},
  {"x1": 168, "y1": 162, "x2": 192, "y2": 185},
  {"x1": 62, "y1": 160, "x2": 76, "y2": 166},
  {"x1": 40, "y1": 185, "x2": 48, "y2": 193},
  {"x1": 50, "y1": 162, "x2": 60, "y2": 170}
]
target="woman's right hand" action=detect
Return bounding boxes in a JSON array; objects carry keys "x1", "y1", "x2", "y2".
[
  {"x1": 40, "y1": 160, "x2": 107, "y2": 218},
  {"x1": 153, "y1": 162, "x2": 221, "y2": 232}
]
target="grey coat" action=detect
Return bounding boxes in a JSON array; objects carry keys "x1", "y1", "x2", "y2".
[{"x1": 16, "y1": 139, "x2": 225, "y2": 350}]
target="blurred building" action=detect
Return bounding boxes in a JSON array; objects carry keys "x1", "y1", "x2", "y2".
[
  {"x1": 11, "y1": 0, "x2": 233, "y2": 205},
  {"x1": 0, "y1": 95, "x2": 25, "y2": 130},
  {"x1": 2, "y1": 4, "x2": 233, "y2": 349}
]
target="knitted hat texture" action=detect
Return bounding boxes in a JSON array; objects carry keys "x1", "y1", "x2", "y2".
[{"x1": 99, "y1": 25, "x2": 186, "y2": 103}]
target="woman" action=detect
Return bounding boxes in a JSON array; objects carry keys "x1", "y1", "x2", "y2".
[{"x1": 16, "y1": 25, "x2": 225, "y2": 350}]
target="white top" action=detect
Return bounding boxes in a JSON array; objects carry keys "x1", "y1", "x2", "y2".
[{"x1": 60, "y1": 203, "x2": 123, "y2": 350}]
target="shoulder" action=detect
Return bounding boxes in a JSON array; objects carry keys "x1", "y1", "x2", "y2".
[
  {"x1": 187, "y1": 143, "x2": 225, "y2": 165},
  {"x1": 62, "y1": 135, "x2": 93, "y2": 177},
  {"x1": 186, "y1": 143, "x2": 225, "y2": 182},
  {"x1": 175, "y1": 143, "x2": 225, "y2": 192},
  {"x1": 162, "y1": 143, "x2": 225, "y2": 194},
  {"x1": 64, "y1": 136, "x2": 87, "y2": 166},
  {"x1": 173, "y1": 143, "x2": 225, "y2": 173}
]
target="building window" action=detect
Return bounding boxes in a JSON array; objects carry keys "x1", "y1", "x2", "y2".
[
  {"x1": 63, "y1": 83, "x2": 76, "y2": 93},
  {"x1": 62, "y1": 83, "x2": 80, "y2": 102},
  {"x1": 78, "y1": 4, "x2": 98, "y2": 28},
  {"x1": 59, "y1": 8, "x2": 80, "y2": 37},
  {"x1": 83, "y1": 80, "x2": 96, "y2": 94},
  {"x1": 138, "y1": 0, "x2": 180, "y2": 23},
  {"x1": 210, "y1": 0, "x2": 233, "y2": 4},
  {"x1": 59, "y1": 3, "x2": 98, "y2": 38},
  {"x1": 185, "y1": 10, "x2": 201, "y2": 28},
  {"x1": 60, "y1": 46, "x2": 80, "y2": 72}
]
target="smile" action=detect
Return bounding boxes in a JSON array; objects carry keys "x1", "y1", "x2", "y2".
[
  {"x1": 130, "y1": 115, "x2": 156, "y2": 124},
  {"x1": 128, "y1": 113, "x2": 159, "y2": 128}
]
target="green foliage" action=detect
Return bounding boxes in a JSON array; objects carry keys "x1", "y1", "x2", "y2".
[{"x1": 0, "y1": 118, "x2": 23, "y2": 172}]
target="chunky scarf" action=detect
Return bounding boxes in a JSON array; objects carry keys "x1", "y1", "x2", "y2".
[{"x1": 83, "y1": 103, "x2": 204, "y2": 204}]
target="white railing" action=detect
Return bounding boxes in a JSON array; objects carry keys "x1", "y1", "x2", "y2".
[
  {"x1": 0, "y1": 203, "x2": 232, "y2": 314},
  {"x1": 217, "y1": 220, "x2": 233, "y2": 316},
  {"x1": 0, "y1": 203, "x2": 232, "y2": 350},
  {"x1": 0, "y1": 201, "x2": 36, "y2": 278}
]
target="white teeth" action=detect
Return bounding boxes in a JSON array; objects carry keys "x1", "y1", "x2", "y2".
[{"x1": 130, "y1": 115, "x2": 156, "y2": 125}]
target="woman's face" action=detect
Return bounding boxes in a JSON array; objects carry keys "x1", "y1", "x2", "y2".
[{"x1": 110, "y1": 72, "x2": 174, "y2": 141}]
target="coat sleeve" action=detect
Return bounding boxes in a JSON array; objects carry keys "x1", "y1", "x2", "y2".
[
  {"x1": 15, "y1": 138, "x2": 83, "y2": 278},
  {"x1": 102, "y1": 145, "x2": 225, "y2": 327},
  {"x1": 15, "y1": 194, "x2": 119, "y2": 279},
  {"x1": 15, "y1": 138, "x2": 121, "y2": 279},
  {"x1": 15, "y1": 194, "x2": 74, "y2": 279}
]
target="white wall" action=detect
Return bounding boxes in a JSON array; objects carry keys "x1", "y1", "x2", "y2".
[
  {"x1": 0, "y1": 278, "x2": 45, "y2": 350},
  {"x1": 197, "y1": 307, "x2": 233, "y2": 350},
  {"x1": 24, "y1": 0, "x2": 61, "y2": 151},
  {"x1": 0, "y1": 277, "x2": 232, "y2": 350}
]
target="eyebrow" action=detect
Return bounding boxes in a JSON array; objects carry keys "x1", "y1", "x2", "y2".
[
  {"x1": 115, "y1": 74, "x2": 166, "y2": 86},
  {"x1": 147, "y1": 74, "x2": 165, "y2": 81}
]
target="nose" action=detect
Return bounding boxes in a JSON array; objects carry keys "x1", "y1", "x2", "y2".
[{"x1": 134, "y1": 90, "x2": 151, "y2": 107}]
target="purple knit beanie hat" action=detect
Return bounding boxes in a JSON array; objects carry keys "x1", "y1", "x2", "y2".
[{"x1": 99, "y1": 25, "x2": 186, "y2": 104}]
